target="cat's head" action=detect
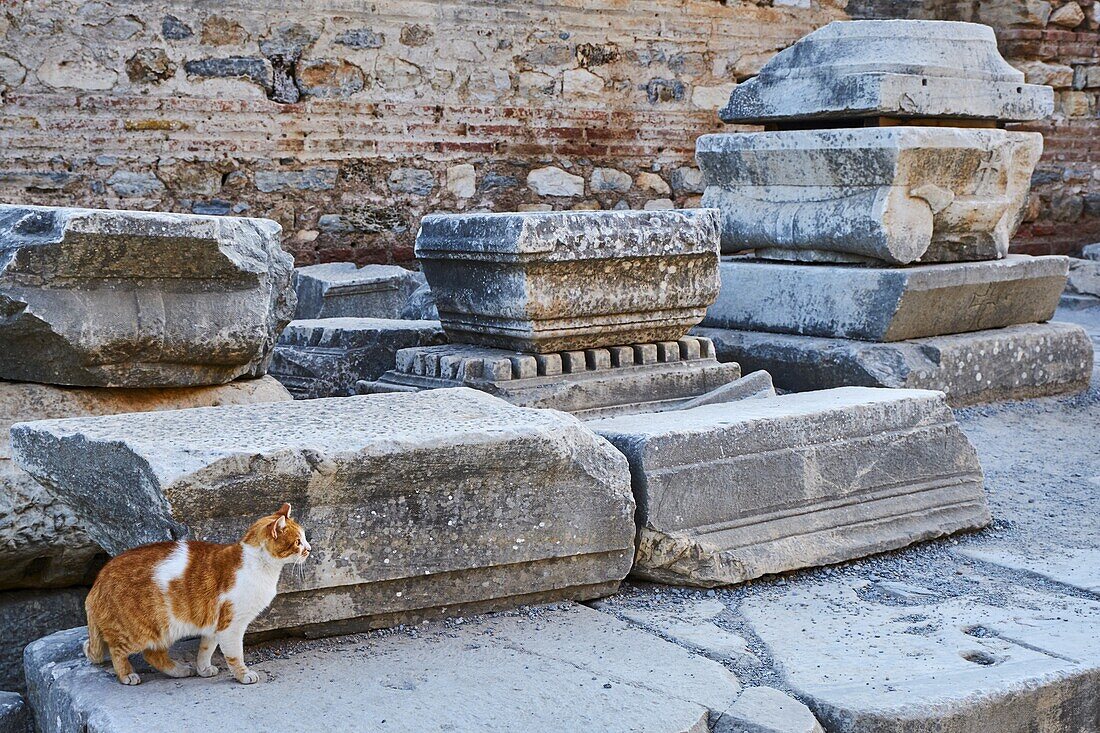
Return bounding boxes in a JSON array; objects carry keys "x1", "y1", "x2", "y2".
[{"x1": 243, "y1": 503, "x2": 311, "y2": 564}]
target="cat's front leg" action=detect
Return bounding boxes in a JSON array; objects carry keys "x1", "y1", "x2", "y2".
[
  {"x1": 217, "y1": 627, "x2": 259, "y2": 685},
  {"x1": 196, "y1": 635, "x2": 220, "y2": 677}
]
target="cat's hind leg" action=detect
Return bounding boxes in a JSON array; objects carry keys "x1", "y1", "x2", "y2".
[
  {"x1": 108, "y1": 645, "x2": 141, "y2": 685},
  {"x1": 143, "y1": 647, "x2": 194, "y2": 678},
  {"x1": 196, "y1": 634, "x2": 220, "y2": 677},
  {"x1": 83, "y1": 622, "x2": 107, "y2": 664}
]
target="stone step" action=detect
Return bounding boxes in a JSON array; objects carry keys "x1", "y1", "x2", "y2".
[
  {"x1": 589, "y1": 387, "x2": 988, "y2": 586},
  {"x1": 10, "y1": 389, "x2": 636, "y2": 637},
  {"x1": 696, "y1": 321, "x2": 1094, "y2": 406},
  {"x1": 22, "y1": 603, "x2": 759, "y2": 733},
  {"x1": 269, "y1": 317, "x2": 444, "y2": 398},
  {"x1": 0, "y1": 205, "x2": 294, "y2": 388},
  {"x1": 704, "y1": 255, "x2": 1068, "y2": 342},
  {"x1": 369, "y1": 337, "x2": 742, "y2": 418}
]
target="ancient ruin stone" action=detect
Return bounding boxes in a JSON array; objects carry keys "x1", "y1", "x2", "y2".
[
  {"x1": 416, "y1": 209, "x2": 721, "y2": 353},
  {"x1": 720, "y1": 20, "x2": 1053, "y2": 124},
  {"x1": 704, "y1": 255, "x2": 1068, "y2": 341},
  {"x1": 0, "y1": 692, "x2": 26, "y2": 733},
  {"x1": 369, "y1": 337, "x2": 742, "y2": 418},
  {"x1": 1066, "y1": 258, "x2": 1100, "y2": 299},
  {"x1": 697, "y1": 321, "x2": 1094, "y2": 406},
  {"x1": 697, "y1": 128, "x2": 1043, "y2": 264},
  {"x1": 292, "y1": 262, "x2": 423, "y2": 319},
  {"x1": 11, "y1": 389, "x2": 636, "y2": 635},
  {"x1": 0, "y1": 377, "x2": 290, "y2": 591},
  {"x1": 270, "y1": 318, "x2": 445, "y2": 398},
  {"x1": 0, "y1": 205, "x2": 295, "y2": 387},
  {"x1": 25, "y1": 604, "x2": 738, "y2": 733},
  {"x1": 0, "y1": 588, "x2": 86, "y2": 693},
  {"x1": 591, "y1": 388, "x2": 989, "y2": 586}
]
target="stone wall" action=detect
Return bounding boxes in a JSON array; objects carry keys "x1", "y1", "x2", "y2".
[
  {"x1": 0, "y1": 0, "x2": 1095, "y2": 264},
  {"x1": 851, "y1": 0, "x2": 1100, "y2": 256}
]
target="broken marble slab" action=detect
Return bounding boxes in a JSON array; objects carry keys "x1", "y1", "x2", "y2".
[
  {"x1": 0, "y1": 587, "x2": 86, "y2": 694},
  {"x1": 10, "y1": 389, "x2": 636, "y2": 635},
  {"x1": 0, "y1": 205, "x2": 295, "y2": 387},
  {"x1": 0, "y1": 692, "x2": 26, "y2": 733},
  {"x1": 590, "y1": 387, "x2": 988, "y2": 587},
  {"x1": 724, "y1": 687, "x2": 825, "y2": 733},
  {"x1": 736, "y1": 575, "x2": 1100, "y2": 733},
  {"x1": 697, "y1": 321, "x2": 1094, "y2": 406},
  {"x1": 269, "y1": 317, "x2": 445, "y2": 398},
  {"x1": 697, "y1": 127, "x2": 1043, "y2": 264},
  {"x1": 719, "y1": 20, "x2": 1053, "y2": 124},
  {"x1": 24, "y1": 603, "x2": 740, "y2": 733},
  {"x1": 677, "y1": 369, "x2": 774, "y2": 409},
  {"x1": 704, "y1": 255, "x2": 1068, "y2": 341},
  {"x1": 415, "y1": 209, "x2": 721, "y2": 353},
  {"x1": 368, "y1": 337, "x2": 742, "y2": 419},
  {"x1": 1066, "y1": 257, "x2": 1100, "y2": 300},
  {"x1": 291, "y1": 263, "x2": 424, "y2": 320},
  {"x1": 0, "y1": 376, "x2": 291, "y2": 591}
]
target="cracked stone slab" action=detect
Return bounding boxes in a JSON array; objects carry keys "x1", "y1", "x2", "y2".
[
  {"x1": 10, "y1": 389, "x2": 637, "y2": 635},
  {"x1": 697, "y1": 321, "x2": 1094, "y2": 406},
  {"x1": 722, "y1": 687, "x2": 824, "y2": 733},
  {"x1": 590, "y1": 388, "x2": 988, "y2": 586},
  {"x1": 0, "y1": 692, "x2": 27, "y2": 733},
  {"x1": 269, "y1": 317, "x2": 445, "y2": 398},
  {"x1": 24, "y1": 603, "x2": 739, "y2": 733},
  {"x1": 0, "y1": 205, "x2": 295, "y2": 387},
  {"x1": 415, "y1": 209, "x2": 721, "y2": 353},
  {"x1": 956, "y1": 546, "x2": 1100, "y2": 595},
  {"x1": 697, "y1": 128, "x2": 1042, "y2": 264},
  {"x1": 291, "y1": 262, "x2": 424, "y2": 320},
  {"x1": 718, "y1": 20, "x2": 1053, "y2": 124},
  {"x1": 704, "y1": 255, "x2": 1068, "y2": 342},
  {"x1": 370, "y1": 337, "x2": 742, "y2": 418},
  {"x1": 736, "y1": 575, "x2": 1100, "y2": 733},
  {"x1": 0, "y1": 376, "x2": 291, "y2": 591},
  {"x1": 591, "y1": 597, "x2": 754, "y2": 662}
]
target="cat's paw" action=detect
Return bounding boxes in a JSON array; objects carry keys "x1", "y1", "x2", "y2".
[
  {"x1": 197, "y1": 664, "x2": 220, "y2": 678},
  {"x1": 236, "y1": 669, "x2": 259, "y2": 685},
  {"x1": 164, "y1": 663, "x2": 194, "y2": 678},
  {"x1": 120, "y1": 673, "x2": 141, "y2": 686}
]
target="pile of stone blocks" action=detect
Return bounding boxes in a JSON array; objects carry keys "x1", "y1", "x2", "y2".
[
  {"x1": 1064, "y1": 244, "x2": 1100, "y2": 310},
  {"x1": 695, "y1": 20, "x2": 1094, "y2": 405},
  {"x1": 0, "y1": 204, "x2": 296, "y2": 693},
  {"x1": 369, "y1": 209, "x2": 743, "y2": 416},
  {"x1": 12, "y1": 389, "x2": 637, "y2": 636},
  {"x1": 270, "y1": 263, "x2": 444, "y2": 398}
]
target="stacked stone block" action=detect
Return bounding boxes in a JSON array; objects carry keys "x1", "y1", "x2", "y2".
[
  {"x1": 0, "y1": 204, "x2": 296, "y2": 693},
  {"x1": 370, "y1": 209, "x2": 742, "y2": 416},
  {"x1": 696, "y1": 20, "x2": 1093, "y2": 405}
]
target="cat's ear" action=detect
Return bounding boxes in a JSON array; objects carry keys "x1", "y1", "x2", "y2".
[
  {"x1": 276, "y1": 503, "x2": 292, "y2": 519},
  {"x1": 270, "y1": 515, "x2": 287, "y2": 539}
]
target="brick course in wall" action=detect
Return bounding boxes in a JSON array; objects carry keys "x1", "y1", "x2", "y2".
[{"x1": 0, "y1": 0, "x2": 1096, "y2": 264}]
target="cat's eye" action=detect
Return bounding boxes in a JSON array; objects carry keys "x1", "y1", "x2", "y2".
[{"x1": 294, "y1": 539, "x2": 301, "y2": 546}]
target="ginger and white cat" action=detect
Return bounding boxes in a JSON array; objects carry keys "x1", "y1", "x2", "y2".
[{"x1": 83, "y1": 503, "x2": 310, "y2": 685}]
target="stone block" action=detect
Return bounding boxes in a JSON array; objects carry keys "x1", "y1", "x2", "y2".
[
  {"x1": 1067, "y1": 257, "x2": 1100, "y2": 299},
  {"x1": 291, "y1": 262, "x2": 424, "y2": 319},
  {"x1": 723, "y1": 687, "x2": 824, "y2": 733},
  {"x1": 269, "y1": 317, "x2": 445, "y2": 398},
  {"x1": 369, "y1": 337, "x2": 742, "y2": 419},
  {"x1": 719, "y1": 20, "x2": 1053, "y2": 124},
  {"x1": 591, "y1": 388, "x2": 988, "y2": 586},
  {"x1": 697, "y1": 128, "x2": 1043, "y2": 264},
  {"x1": 697, "y1": 321, "x2": 1094, "y2": 406},
  {"x1": 0, "y1": 205, "x2": 294, "y2": 387},
  {"x1": 415, "y1": 209, "x2": 721, "y2": 353},
  {"x1": 0, "y1": 692, "x2": 27, "y2": 733},
  {"x1": 10, "y1": 389, "x2": 636, "y2": 635},
  {"x1": 1083, "y1": 243, "x2": 1100, "y2": 261},
  {"x1": 0, "y1": 588, "x2": 86, "y2": 694},
  {"x1": 677, "y1": 369, "x2": 775, "y2": 409},
  {"x1": 0, "y1": 377, "x2": 290, "y2": 591},
  {"x1": 704, "y1": 255, "x2": 1068, "y2": 341},
  {"x1": 24, "y1": 603, "x2": 739, "y2": 733}
]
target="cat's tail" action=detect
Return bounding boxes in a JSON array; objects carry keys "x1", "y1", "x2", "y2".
[{"x1": 83, "y1": 621, "x2": 107, "y2": 664}]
